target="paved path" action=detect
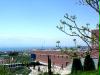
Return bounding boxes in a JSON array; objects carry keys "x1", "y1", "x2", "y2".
[
  {"x1": 29, "y1": 58, "x2": 98, "y2": 75},
  {"x1": 29, "y1": 67, "x2": 39, "y2": 75},
  {"x1": 28, "y1": 63, "x2": 72, "y2": 75}
]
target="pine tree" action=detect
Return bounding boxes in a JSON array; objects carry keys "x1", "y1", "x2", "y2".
[
  {"x1": 48, "y1": 55, "x2": 52, "y2": 75},
  {"x1": 71, "y1": 53, "x2": 83, "y2": 73},
  {"x1": 83, "y1": 52, "x2": 96, "y2": 71},
  {"x1": 98, "y1": 55, "x2": 100, "y2": 68}
]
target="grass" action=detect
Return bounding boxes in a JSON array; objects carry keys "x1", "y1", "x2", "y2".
[
  {"x1": 0, "y1": 65, "x2": 31, "y2": 75},
  {"x1": 69, "y1": 70, "x2": 99, "y2": 75},
  {"x1": 39, "y1": 66, "x2": 99, "y2": 75}
]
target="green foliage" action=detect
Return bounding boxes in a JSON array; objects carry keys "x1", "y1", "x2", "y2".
[
  {"x1": 0, "y1": 65, "x2": 30, "y2": 75},
  {"x1": 71, "y1": 58, "x2": 83, "y2": 73},
  {"x1": 10, "y1": 67, "x2": 31, "y2": 75},
  {"x1": 0, "y1": 65, "x2": 11, "y2": 75},
  {"x1": 83, "y1": 54, "x2": 96, "y2": 71},
  {"x1": 98, "y1": 56, "x2": 100, "y2": 68},
  {"x1": 15, "y1": 55, "x2": 31, "y2": 63},
  {"x1": 8, "y1": 52, "x2": 19, "y2": 57},
  {"x1": 70, "y1": 47, "x2": 75, "y2": 51},
  {"x1": 48, "y1": 55, "x2": 52, "y2": 75},
  {"x1": 69, "y1": 70, "x2": 99, "y2": 75},
  {"x1": 71, "y1": 53, "x2": 83, "y2": 74}
]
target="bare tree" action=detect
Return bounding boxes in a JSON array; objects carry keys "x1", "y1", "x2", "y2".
[
  {"x1": 79, "y1": 0, "x2": 100, "y2": 27},
  {"x1": 56, "y1": 1, "x2": 99, "y2": 69},
  {"x1": 79, "y1": 0, "x2": 100, "y2": 67},
  {"x1": 56, "y1": 0, "x2": 99, "y2": 51},
  {"x1": 56, "y1": 13, "x2": 99, "y2": 51},
  {"x1": 79, "y1": 0, "x2": 100, "y2": 15}
]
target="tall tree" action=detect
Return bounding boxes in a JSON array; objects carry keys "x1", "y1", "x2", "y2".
[
  {"x1": 73, "y1": 39, "x2": 77, "y2": 50},
  {"x1": 56, "y1": 41, "x2": 60, "y2": 48},
  {"x1": 8, "y1": 51, "x2": 19, "y2": 63},
  {"x1": 48, "y1": 55, "x2": 52, "y2": 75}
]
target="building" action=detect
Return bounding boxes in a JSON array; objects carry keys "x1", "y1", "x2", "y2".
[
  {"x1": 91, "y1": 29, "x2": 99, "y2": 50},
  {"x1": 33, "y1": 50, "x2": 71, "y2": 68}
]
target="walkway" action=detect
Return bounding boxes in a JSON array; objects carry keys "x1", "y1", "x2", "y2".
[{"x1": 28, "y1": 63, "x2": 72, "y2": 75}]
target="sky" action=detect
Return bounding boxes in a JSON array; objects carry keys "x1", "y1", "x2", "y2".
[{"x1": 0, "y1": 0, "x2": 99, "y2": 48}]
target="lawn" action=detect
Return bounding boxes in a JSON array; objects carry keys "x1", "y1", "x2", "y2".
[{"x1": 69, "y1": 70, "x2": 99, "y2": 75}]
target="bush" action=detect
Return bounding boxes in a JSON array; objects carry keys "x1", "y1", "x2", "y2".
[
  {"x1": 98, "y1": 55, "x2": 100, "y2": 68},
  {"x1": 83, "y1": 53, "x2": 96, "y2": 71},
  {"x1": 71, "y1": 58, "x2": 83, "y2": 73},
  {"x1": 71, "y1": 53, "x2": 83, "y2": 73}
]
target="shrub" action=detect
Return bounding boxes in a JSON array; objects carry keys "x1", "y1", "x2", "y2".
[
  {"x1": 98, "y1": 55, "x2": 100, "y2": 68},
  {"x1": 71, "y1": 53, "x2": 83, "y2": 73},
  {"x1": 83, "y1": 53, "x2": 96, "y2": 71}
]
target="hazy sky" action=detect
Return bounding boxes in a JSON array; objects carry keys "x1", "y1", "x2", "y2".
[{"x1": 0, "y1": 0, "x2": 99, "y2": 48}]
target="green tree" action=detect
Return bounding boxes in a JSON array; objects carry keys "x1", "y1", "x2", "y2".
[
  {"x1": 73, "y1": 39, "x2": 77, "y2": 50},
  {"x1": 71, "y1": 53, "x2": 83, "y2": 74},
  {"x1": 56, "y1": 41, "x2": 61, "y2": 48},
  {"x1": 83, "y1": 52, "x2": 96, "y2": 71},
  {"x1": 0, "y1": 65, "x2": 11, "y2": 75},
  {"x1": 48, "y1": 55, "x2": 52, "y2": 75},
  {"x1": 8, "y1": 51, "x2": 19, "y2": 63}
]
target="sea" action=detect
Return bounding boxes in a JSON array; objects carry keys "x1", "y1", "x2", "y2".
[
  {"x1": 0, "y1": 47, "x2": 33, "y2": 51},
  {"x1": 0, "y1": 46, "x2": 57, "y2": 52}
]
